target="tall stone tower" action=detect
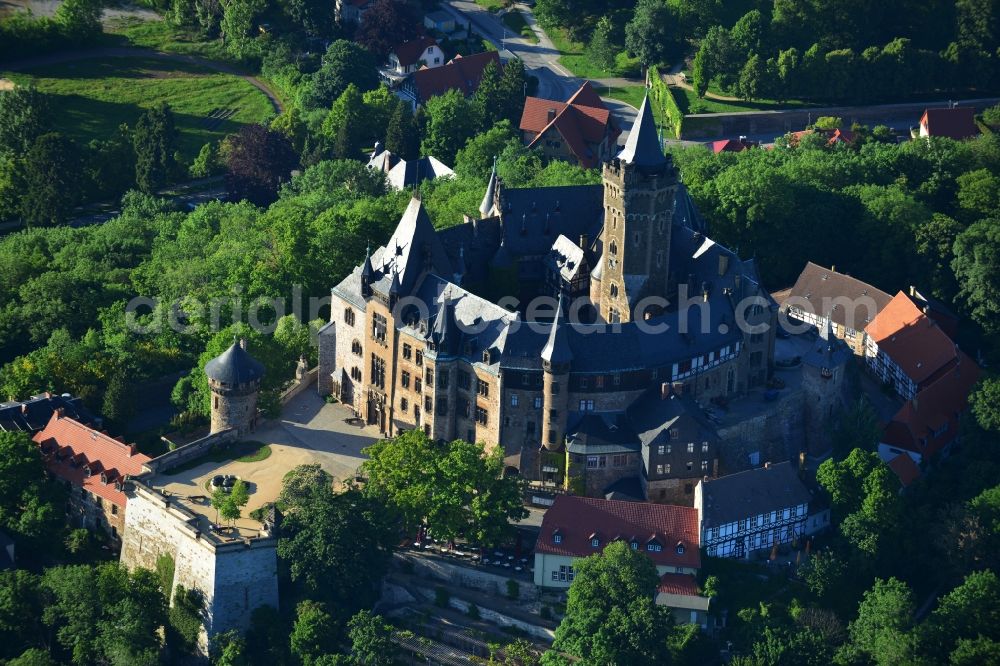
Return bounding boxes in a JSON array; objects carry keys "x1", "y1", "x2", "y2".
[
  {"x1": 205, "y1": 339, "x2": 265, "y2": 436},
  {"x1": 801, "y1": 320, "x2": 850, "y2": 456},
  {"x1": 541, "y1": 293, "x2": 572, "y2": 451},
  {"x1": 597, "y1": 96, "x2": 679, "y2": 323}
]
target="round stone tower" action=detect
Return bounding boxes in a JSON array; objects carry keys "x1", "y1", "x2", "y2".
[
  {"x1": 205, "y1": 339, "x2": 265, "y2": 436},
  {"x1": 801, "y1": 320, "x2": 850, "y2": 456}
]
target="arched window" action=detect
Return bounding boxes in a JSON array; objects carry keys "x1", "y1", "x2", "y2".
[
  {"x1": 610, "y1": 283, "x2": 619, "y2": 298},
  {"x1": 609, "y1": 239, "x2": 617, "y2": 256},
  {"x1": 351, "y1": 339, "x2": 362, "y2": 356}
]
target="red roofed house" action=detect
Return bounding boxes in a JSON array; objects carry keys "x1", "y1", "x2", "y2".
[
  {"x1": 403, "y1": 51, "x2": 500, "y2": 108},
  {"x1": 519, "y1": 82, "x2": 621, "y2": 169},
  {"x1": 878, "y1": 352, "x2": 979, "y2": 485},
  {"x1": 919, "y1": 107, "x2": 978, "y2": 140},
  {"x1": 387, "y1": 36, "x2": 444, "y2": 76},
  {"x1": 33, "y1": 411, "x2": 151, "y2": 544},
  {"x1": 534, "y1": 495, "x2": 708, "y2": 625},
  {"x1": 864, "y1": 290, "x2": 960, "y2": 400},
  {"x1": 709, "y1": 136, "x2": 759, "y2": 153}
]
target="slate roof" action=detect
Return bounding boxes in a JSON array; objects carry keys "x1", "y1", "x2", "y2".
[
  {"x1": 0, "y1": 393, "x2": 95, "y2": 433},
  {"x1": 802, "y1": 319, "x2": 851, "y2": 370},
  {"x1": 616, "y1": 95, "x2": 668, "y2": 171},
  {"x1": 372, "y1": 198, "x2": 453, "y2": 295},
  {"x1": 698, "y1": 461, "x2": 813, "y2": 529},
  {"x1": 411, "y1": 51, "x2": 500, "y2": 104},
  {"x1": 537, "y1": 495, "x2": 701, "y2": 569},
  {"x1": 865, "y1": 291, "x2": 958, "y2": 385},
  {"x1": 519, "y1": 82, "x2": 620, "y2": 169},
  {"x1": 786, "y1": 261, "x2": 893, "y2": 330},
  {"x1": 628, "y1": 390, "x2": 718, "y2": 448},
  {"x1": 920, "y1": 107, "x2": 978, "y2": 140},
  {"x1": 603, "y1": 476, "x2": 645, "y2": 501},
  {"x1": 545, "y1": 234, "x2": 586, "y2": 283},
  {"x1": 565, "y1": 412, "x2": 640, "y2": 455},
  {"x1": 496, "y1": 184, "x2": 604, "y2": 261},
  {"x1": 205, "y1": 342, "x2": 265, "y2": 385},
  {"x1": 540, "y1": 292, "x2": 573, "y2": 365},
  {"x1": 33, "y1": 413, "x2": 151, "y2": 508},
  {"x1": 393, "y1": 36, "x2": 438, "y2": 68}
]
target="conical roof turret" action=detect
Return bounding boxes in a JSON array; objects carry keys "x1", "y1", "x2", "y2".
[
  {"x1": 479, "y1": 160, "x2": 497, "y2": 218},
  {"x1": 617, "y1": 95, "x2": 667, "y2": 170},
  {"x1": 205, "y1": 340, "x2": 265, "y2": 385},
  {"x1": 541, "y1": 292, "x2": 573, "y2": 367}
]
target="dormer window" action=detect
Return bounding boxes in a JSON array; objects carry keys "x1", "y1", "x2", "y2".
[
  {"x1": 647, "y1": 540, "x2": 662, "y2": 552},
  {"x1": 591, "y1": 538, "x2": 599, "y2": 548},
  {"x1": 630, "y1": 541, "x2": 638, "y2": 550},
  {"x1": 552, "y1": 528, "x2": 562, "y2": 544},
  {"x1": 676, "y1": 541, "x2": 685, "y2": 555}
]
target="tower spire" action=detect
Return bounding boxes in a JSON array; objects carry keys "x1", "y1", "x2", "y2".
[
  {"x1": 479, "y1": 159, "x2": 498, "y2": 218},
  {"x1": 617, "y1": 95, "x2": 667, "y2": 169}
]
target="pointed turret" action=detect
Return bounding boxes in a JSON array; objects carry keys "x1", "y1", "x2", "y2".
[
  {"x1": 388, "y1": 266, "x2": 401, "y2": 301},
  {"x1": 541, "y1": 292, "x2": 573, "y2": 368},
  {"x1": 430, "y1": 295, "x2": 459, "y2": 355},
  {"x1": 360, "y1": 243, "x2": 374, "y2": 298},
  {"x1": 479, "y1": 160, "x2": 497, "y2": 218},
  {"x1": 617, "y1": 95, "x2": 667, "y2": 170}
]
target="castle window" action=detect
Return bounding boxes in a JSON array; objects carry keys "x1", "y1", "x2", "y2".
[
  {"x1": 666, "y1": 463, "x2": 671, "y2": 473},
  {"x1": 475, "y1": 406, "x2": 488, "y2": 425},
  {"x1": 459, "y1": 371, "x2": 471, "y2": 389},
  {"x1": 511, "y1": 394, "x2": 519, "y2": 407},
  {"x1": 415, "y1": 378, "x2": 422, "y2": 392},
  {"x1": 477, "y1": 379, "x2": 490, "y2": 397},
  {"x1": 415, "y1": 351, "x2": 423, "y2": 366},
  {"x1": 702, "y1": 441, "x2": 709, "y2": 452},
  {"x1": 633, "y1": 232, "x2": 640, "y2": 244},
  {"x1": 580, "y1": 377, "x2": 588, "y2": 389},
  {"x1": 533, "y1": 397, "x2": 542, "y2": 409},
  {"x1": 686, "y1": 461, "x2": 693, "y2": 471},
  {"x1": 647, "y1": 542, "x2": 662, "y2": 552},
  {"x1": 438, "y1": 373, "x2": 448, "y2": 389},
  {"x1": 610, "y1": 283, "x2": 619, "y2": 298},
  {"x1": 437, "y1": 398, "x2": 448, "y2": 415},
  {"x1": 613, "y1": 373, "x2": 621, "y2": 386},
  {"x1": 702, "y1": 460, "x2": 709, "y2": 472},
  {"x1": 526, "y1": 420, "x2": 535, "y2": 434},
  {"x1": 687, "y1": 442, "x2": 694, "y2": 453},
  {"x1": 352, "y1": 340, "x2": 362, "y2": 356},
  {"x1": 403, "y1": 343, "x2": 412, "y2": 360},
  {"x1": 401, "y1": 371, "x2": 410, "y2": 389},
  {"x1": 111, "y1": 504, "x2": 118, "y2": 515},
  {"x1": 424, "y1": 396, "x2": 432, "y2": 412},
  {"x1": 351, "y1": 366, "x2": 362, "y2": 381},
  {"x1": 344, "y1": 308, "x2": 355, "y2": 326},
  {"x1": 548, "y1": 430, "x2": 557, "y2": 444},
  {"x1": 676, "y1": 542, "x2": 685, "y2": 555},
  {"x1": 612, "y1": 454, "x2": 627, "y2": 467},
  {"x1": 550, "y1": 382, "x2": 559, "y2": 395},
  {"x1": 372, "y1": 313, "x2": 387, "y2": 343},
  {"x1": 595, "y1": 376, "x2": 604, "y2": 389},
  {"x1": 591, "y1": 537, "x2": 600, "y2": 548},
  {"x1": 656, "y1": 464, "x2": 664, "y2": 474},
  {"x1": 657, "y1": 445, "x2": 665, "y2": 455},
  {"x1": 371, "y1": 355, "x2": 386, "y2": 389},
  {"x1": 214, "y1": 396, "x2": 218, "y2": 408},
  {"x1": 656, "y1": 251, "x2": 663, "y2": 268},
  {"x1": 630, "y1": 541, "x2": 638, "y2": 550},
  {"x1": 579, "y1": 399, "x2": 594, "y2": 411},
  {"x1": 609, "y1": 240, "x2": 617, "y2": 256},
  {"x1": 401, "y1": 397, "x2": 408, "y2": 411},
  {"x1": 426, "y1": 368, "x2": 434, "y2": 384}
]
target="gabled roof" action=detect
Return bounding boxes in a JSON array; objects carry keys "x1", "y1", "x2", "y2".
[
  {"x1": 785, "y1": 261, "x2": 893, "y2": 330},
  {"x1": 545, "y1": 234, "x2": 586, "y2": 283},
  {"x1": 387, "y1": 156, "x2": 454, "y2": 190},
  {"x1": 920, "y1": 107, "x2": 978, "y2": 140},
  {"x1": 33, "y1": 412, "x2": 150, "y2": 508},
  {"x1": 881, "y1": 352, "x2": 979, "y2": 459},
  {"x1": 519, "y1": 82, "x2": 619, "y2": 168},
  {"x1": 616, "y1": 95, "x2": 667, "y2": 171},
  {"x1": 709, "y1": 138, "x2": 758, "y2": 153},
  {"x1": 205, "y1": 341, "x2": 265, "y2": 385},
  {"x1": 698, "y1": 461, "x2": 813, "y2": 529},
  {"x1": 392, "y1": 36, "x2": 438, "y2": 68},
  {"x1": 887, "y1": 453, "x2": 921, "y2": 487},
  {"x1": 0, "y1": 393, "x2": 95, "y2": 433},
  {"x1": 658, "y1": 572, "x2": 700, "y2": 596},
  {"x1": 374, "y1": 198, "x2": 453, "y2": 294},
  {"x1": 565, "y1": 412, "x2": 640, "y2": 456},
  {"x1": 865, "y1": 291, "x2": 958, "y2": 385},
  {"x1": 536, "y1": 495, "x2": 700, "y2": 569},
  {"x1": 627, "y1": 389, "x2": 717, "y2": 449},
  {"x1": 411, "y1": 51, "x2": 500, "y2": 103}
]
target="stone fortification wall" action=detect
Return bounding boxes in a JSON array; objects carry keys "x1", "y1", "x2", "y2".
[
  {"x1": 143, "y1": 428, "x2": 238, "y2": 475},
  {"x1": 716, "y1": 389, "x2": 805, "y2": 472}
]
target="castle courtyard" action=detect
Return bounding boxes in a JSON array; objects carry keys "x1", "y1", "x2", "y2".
[{"x1": 147, "y1": 391, "x2": 382, "y2": 534}]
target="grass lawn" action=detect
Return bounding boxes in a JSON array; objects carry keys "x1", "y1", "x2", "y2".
[
  {"x1": 2, "y1": 56, "x2": 273, "y2": 161},
  {"x1": 474, "y1": 0, "x2": 506, "y2": 11},
  {"x1": 162, "y1": 441, "x2": 272, "y2": 476},
  {"x1": 545, "y1": 26, "x2": 617, "y2": 79},
  {"x1": 107, "y1": 18, "x2": 235, "y2": 64},
  {"x1": 672, "y1": 85, "x2": 820, "y2": 115},
  {"x1": 500, "y1": 9, "x2": 538, "y2": 44}
]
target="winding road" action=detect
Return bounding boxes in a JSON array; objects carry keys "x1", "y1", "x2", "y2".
[{"x1": 1, "y1": 47, "x2": 284, "y2": 115}]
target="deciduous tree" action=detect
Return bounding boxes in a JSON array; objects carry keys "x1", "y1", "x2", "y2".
[
  {"x1": 19, "y1": 132, "x2": 82, "y2": 227},
  {"x1": 225, "y1": 124, "x2": 298, "y2": 206},
  {"x1": 133, "y1": 103, "x2": 177, "y2": 194}
]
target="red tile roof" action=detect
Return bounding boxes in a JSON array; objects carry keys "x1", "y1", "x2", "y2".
[
  {"x1": 393, "y1": 37, "x2": 438, "y2": 68},
  {"x1": 865, "y1": 291, "x2": 959, "y2": 385},
  {"x1": 536, "y1": 495, "x2": 701, "y2": 569},
  {"x1": 920, "y1": 107, "x2": 978, "y2": 140},
  {"x1": 519, "y1": 82, "x2": 619, "y2": 169},
  {"x1": 33, "y1": 412, "x2": 150, "y2": 507},
  {"x1": 658, "y1": 572, "x2": 700, "y2": 596},
  {"x1": 881, "y1": 352, "x2": 980, "y2": 460},
  {"x1": 411, "y1": 51, "x2": 500, "y2": 104},
  {"x1": 887, "y1": 453, "x2": 921, "y2": 487},
  {"x1": 710, "y1": 138, "x2": 758, "y2": 153}
]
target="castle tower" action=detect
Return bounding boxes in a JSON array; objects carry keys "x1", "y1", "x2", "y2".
[
  {"x1": 540, "y1": 293, "x2": 572, "y2": 451},
  {"x1": 801, "y1": 319, "x2": 850, "y2": 456},
  {"x1": 597, "y1": 96, "x2": 679, "y2": 323},
  {"x1": 426, "y1": 296, "x2": 460, "y2": 442},
  {"x1": 205, "y1": 339, "x2": 265, "y2": 436}
]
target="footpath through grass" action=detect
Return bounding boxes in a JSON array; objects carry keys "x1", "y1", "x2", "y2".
[
  {"x1": 545, "y1": 26, "x2": 617, "y2": 79},
  {"x1": 2, "y1": 56, "x2": 273, "y2": 160},
  {"x1": 107, "y1": 18, "x2": 236, "y2": 64}
]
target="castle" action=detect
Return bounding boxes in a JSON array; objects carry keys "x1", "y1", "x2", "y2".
[{"x1": 318, "y1": 98, "x2": 798, "y2": 499}]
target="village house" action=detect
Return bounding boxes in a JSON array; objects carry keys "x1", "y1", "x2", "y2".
[
  {"x1": 387, "y1": 37, "x2": 443, "y2": 76},
  {"x1": 918, "y1": 106, "x2": 978, "y2": 140},
  {"x1": 519, "y1": 82, "x2": 621, "y2": 168},
  {"x1": 695, "y1": 461, "x2": 828, "y2": 559},
  {"x1": 534, "y1": 495, "x2": 709, "y2": 626},
  {"x1": 401, "y1": 51, "x2": 501, "y2": 108},
  {"x1": 782, "y1": 261, "x2": 893, "y2": 355},
  {"x1": 32, "y1": 411, "x2": 150, "y2": 544},
  {"x1": 367, "y1": 141, "x2": 455, "y2": 191},
  {"x1": 708, "y1": 136, "x2": 759, "y2": 153}
]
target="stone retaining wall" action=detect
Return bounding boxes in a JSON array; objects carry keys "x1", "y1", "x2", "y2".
[{"x1": 143, "y1": 428, "x2": 238, "y2": 475}]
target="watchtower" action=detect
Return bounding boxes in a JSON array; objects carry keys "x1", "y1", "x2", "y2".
[{"x1": 205, "y1": 339, "x2": 265, "y2": 436}]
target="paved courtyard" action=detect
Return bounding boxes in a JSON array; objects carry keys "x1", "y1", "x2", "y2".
[{"x1": 148, "y1": 391, "x2": 382, "y2": 533}]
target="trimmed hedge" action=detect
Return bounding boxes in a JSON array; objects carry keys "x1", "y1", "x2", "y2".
[{"x1": 648, "y1": 65, "x2": 684, "y2": 139}]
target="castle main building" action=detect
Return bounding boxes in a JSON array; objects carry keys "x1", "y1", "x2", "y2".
[{"x1": 318, "y1": 98, "x2": 777, "y2": 494}]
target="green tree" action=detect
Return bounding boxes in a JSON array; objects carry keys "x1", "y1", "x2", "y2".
[
  {"x1": 730, "y1": 9, "x2": 764, "y2": 55},
  {"x1": 225, "y1": 124, "x2": 299, "y2": 206},
  {"x1": 420, "y1": 89, "x2": 481, "y2": 164},
  {"x1": 300, "y1": 40, "x2": 380, "y2": 110},
  {"x1": 970, "y1": 376, "x2": 1000, "y2": 431},
  {"x1": 290, "y1": 600, "x2": 338, "y2": 666},
  {"x1": 361, "y1": 86, "x2": 398, "y2": 145},
  {"x1": 0, "y1": 432, "x2": 63, "y2": 548},
  {"x1": 552, "y1": 540, "x2": 674, "y2": 664},
  {"x1": 0, "y1": 570, "x2": 45, "y2": 660},
  {"x1": 692, "y1": 45, "x2": 709, "y2": 97},
  {"x1": 190, "y1": 142, "x2": 223, "y2": 179},
  {"x1": 923, "y1": 571, "x2": 1000, "y2": 662},
  {"x1": 133, "y1": 103, "x2": 177, "y2": 194},
  {"x1": 737, "y1": 53, "x2": 765, "y2": 101},
  {"x1": 953, "y1": 218, "x2": 1000, "y2": 333},
  {"x1": 950, "y1": 637, "x2": 1000, "y2": 665},
  {"x1": 839, "y1": 578, "x2": 917, "y2": 666},
  {"x1": 385, "y1": 101, "x2": 419, "y2": 161},
  {"x1": 956, "y1": 167, "x2": 1000, "y2": 219},
  {"x1": 347, "y1": 610, "x2": 396, "y2": 666},
  {"x1": 472, "y1": 60, "x2": 505, "y2": 130},
  {"x1": 323, "y1": 84, "x2": 366, "y2": 160},
  {"x1": 220, "y1": 0, "x2": 264, "y2": 59},
  {"x1": 625, "y1": 0, "x2": 678, "y2": 66},
  {"x1": 587, "y1": 17, "x2": 617, "y2": 71},
  {"x1": 361, "y1": 430, "x2": 527, "y2": 545},
  {"x1": 497, "y1": 58, "x2": 527, "y2": 125},
  {"x1": 102, "y1": 372, "x2": 137, "y2": 431},
  {"x1": 19, "y1": 132, "x2": 82, "y2": 227},
  {"x1": 54, "y1": 0, "x2": 102, "y2": 39},
  {"x1": 278, "y1": 464, "x2": 333, "y2": 508},
  {"x1": 167, "y1": 586, "x2": 204, "y2": 657},
  {"x1": 0, "y1": 86, "x2": 50, "y2": 155},
  {"x1": 8, "y1": 649, "x2": 58, "y2": 666}
]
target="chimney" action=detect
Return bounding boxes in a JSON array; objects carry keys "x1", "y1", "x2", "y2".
[
  {"x1": 718, "y1": 254, "x2": 729, "y2": 276},
  {"x1": 239, "y1": 338, "x2": 248, "y2": 350},
  {"x1": 579, "y1": 233, "x2": 588, "y2": 250},
  {"x1": 831, "y1": 264, "x2": 836, "y2": 273},
  {"x1": 547, "y1": 108, "x2": 556, "y2": 122},
  {"x1": 660, "y1": 382, "x2": 671, "y2": 400},
  {"x1": 764, "y1": 461, "x2": 772, "y2": 470}
]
